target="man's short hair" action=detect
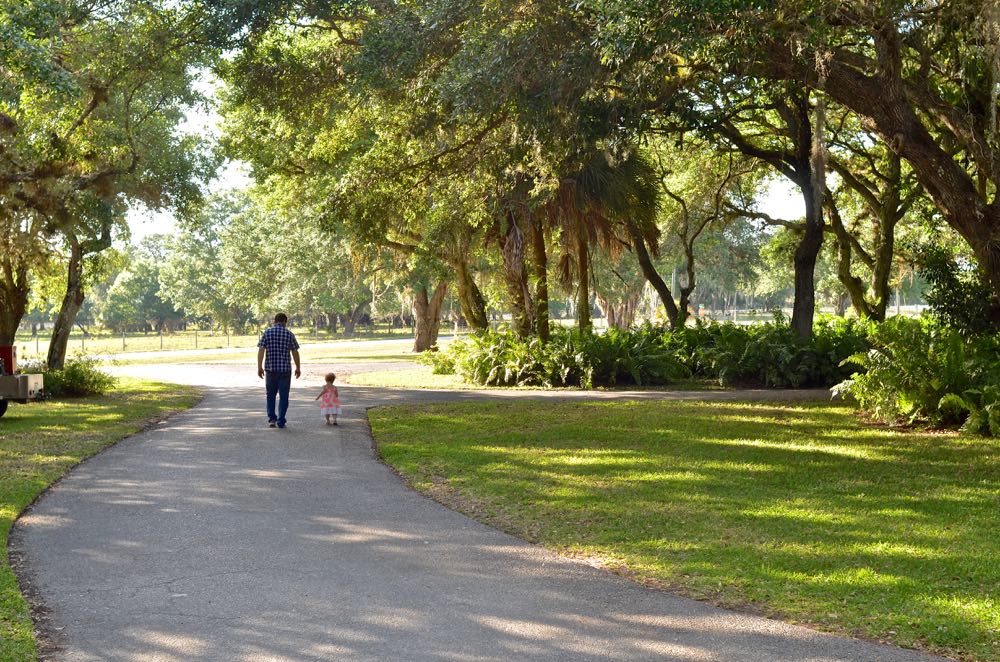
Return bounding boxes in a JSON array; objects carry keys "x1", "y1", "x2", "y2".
[{"x1": 274, "y1": 313, "x2": 288, "y2": 325}]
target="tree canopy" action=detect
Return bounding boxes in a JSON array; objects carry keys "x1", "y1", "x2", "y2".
[{"x1": 7, "y1": 0, "x2": 1000, "y2": 355}]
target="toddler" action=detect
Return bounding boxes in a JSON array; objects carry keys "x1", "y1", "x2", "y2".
[{"x1": 315, "y1": 373, "x2": 341, "y2": 426}]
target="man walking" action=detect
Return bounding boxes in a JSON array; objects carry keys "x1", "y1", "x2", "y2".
[{"x1": 257, "y1": 313, "x2": 301, "y2": 428}]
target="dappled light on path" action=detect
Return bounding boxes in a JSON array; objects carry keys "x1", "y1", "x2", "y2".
[{"x1": 10, "y1": 364, "x2": 942, "y2": 661}]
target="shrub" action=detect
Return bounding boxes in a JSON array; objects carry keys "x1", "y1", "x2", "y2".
[
  {"x1": 430, "y1": 318, "x2": 863, "y2": 390},
  {"x1": 666, "y1": 315, "x2": 868, "y2": 388},
  {"x1": 446, "y1": 329, "x2": 593, "y2": 387},
  {"x1": 833, "y1": 317, "x2": 1000, "y2": 430},
  {"x1": 916, "y1": 244, "x2": 1000, "y2": 336},
  {"x1": 20, "y1": 356, "x2": 118, "y2": 397},
  {"x1": 581, "y1": 325, "x2": 689, "y2": 386},
  {"x1": 939, "y1": 386, "x2": 1000, "y2": 436},
  {"x1": 418, "y1": 344, "x2": 463, "y2": 375}
]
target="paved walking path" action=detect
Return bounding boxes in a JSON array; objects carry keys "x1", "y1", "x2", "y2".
[{"x1": 11, "y1": 364, "x2": 944, "y2": 661}]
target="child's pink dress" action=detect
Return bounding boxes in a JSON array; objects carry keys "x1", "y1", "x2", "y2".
[{"x1": 319, "y1": 386, "x2": 340, "y2": 415}]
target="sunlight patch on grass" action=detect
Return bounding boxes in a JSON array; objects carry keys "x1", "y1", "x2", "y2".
[
  {"x1": 0, "y1": 379, "x2": 200, "y2": 662},
  {"x1": 370, "y1": 399, "x2": 1000, "y2": 661},
  {"x1": 345, "y1": 366, "x2": 480, "y2": 389}
]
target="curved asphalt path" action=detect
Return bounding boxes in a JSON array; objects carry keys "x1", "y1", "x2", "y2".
[{"x1": 10, "y1": 363, "x2": 945, "y2": 662}]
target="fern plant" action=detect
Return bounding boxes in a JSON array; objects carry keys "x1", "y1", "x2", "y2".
[
  {"x1": 833, "y1": 317, "x2": 1000, "y2": 432},
  {"x1": 938, "y1": 386, "x2": 1000, "y2": 436}
]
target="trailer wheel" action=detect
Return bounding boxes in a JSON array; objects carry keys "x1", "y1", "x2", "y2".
[{"x1": 0, "y1": 400, "x2": 7, "y2": 419}]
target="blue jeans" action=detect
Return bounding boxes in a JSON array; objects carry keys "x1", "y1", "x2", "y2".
[{"x1": 265, "y1": 371, "x2": 292, "y2": 425}]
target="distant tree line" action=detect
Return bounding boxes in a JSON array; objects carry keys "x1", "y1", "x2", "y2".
[{"x1": 4, "y1": 1, "x2": 993, "y2": 364}]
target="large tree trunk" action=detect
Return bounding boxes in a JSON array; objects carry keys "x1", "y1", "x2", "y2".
[
  {"x1": 596, "y1": 291, "x2": 641, "y2": 330},
  {"x1": 529, "y1": 213, "x2": 550, "y2": 341},
  {"x1": 624, "y1": 218, "x2": 681, "y2": 328},
  {"x1": 47, "y1": 236, "x2": 86, "y2": 370},
  {"x1": 868, "y1": 156, "x2": 903, "y2": 322},
  {"x1": 721, "y1": 90, "x2": 823, "y2": 338},
  {"x1": 835, "y1": 295, "x2": 848, "y2": 317},
  {"x1": 828, "y1": 152, "x2": 903, "y2": 322},
  {"x1": 870, "y1": 207, "x2": 896, "y2": 322},
  {"x1": 676, "y1": 245, "x2": 699, "y2": 328},
  {"x1": 412, "y1": 282, "x2": 449, "y2": 352},
  {"x1": 766, "y1": 37, "x2": 1000, "y2": 322},
  {"x1": 792, "y1": 197, "x2": 824, "y2": 339},
  {"x1": 342, "y1": 312, "x2": 356, "y2": 337},
  {"x1": 827, "y1": 200, "x2": 873, "y2": 319},
  {"x1": 454, "y1": 260, "x2": 489, "y2": 331},
  {"x1": 827, "y1": 198, "x2": 897, "y2": 323},
  {"x1": 677, "y1": 288, "x2": 692, "y2": 327},
  {"x1": 502, "y1": 210, "x2": 534, "y2": 337},
  {"x1": 343, "y1": 297, "x2": 370, "y2": 338},
  {"x1": 576, "y1": 226, "x2": 591, "y2": 332},
  {"x1": 791, "y1": 92, "x2": 826, "y2": 340},
  {"x1": 0, "y1": 255, "x2": 30, "y2": 346}
]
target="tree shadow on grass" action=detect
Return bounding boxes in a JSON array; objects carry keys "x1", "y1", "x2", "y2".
[{"x1": 370, "y1": 399, "x2": 999, "y2": 658}]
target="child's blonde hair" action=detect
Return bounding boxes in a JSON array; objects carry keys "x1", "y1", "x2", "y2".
[{"x1": 325, "y1": 372, "x2": 337, "y2": 383}]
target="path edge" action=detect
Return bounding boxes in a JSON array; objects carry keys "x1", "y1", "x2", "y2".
[
  {"x1": 362, "y1": 398, "x2": 948, "y2": 662},
  {"x1": 6, "y1": 385, "x2": 206, "y2": 661}
]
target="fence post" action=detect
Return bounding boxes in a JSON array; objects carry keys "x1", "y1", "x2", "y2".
[
  {"x1": 160, "y1": 331, "x2": 163, "y2": 350},
  {"x1": 195, "y1": 329, "x2": 198, "y2": 349},
  {"x1": 122, "y1": 331, "x2": 126, "y2": 351}
]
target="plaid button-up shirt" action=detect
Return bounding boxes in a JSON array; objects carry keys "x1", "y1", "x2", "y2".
[{"x1": 258, "y1": 325, "x2": 300, "y2": 373}]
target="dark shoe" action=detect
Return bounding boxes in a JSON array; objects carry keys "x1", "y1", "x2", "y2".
[{"x1": 277, "y1": 422, "x2": 286, "y2": 429}]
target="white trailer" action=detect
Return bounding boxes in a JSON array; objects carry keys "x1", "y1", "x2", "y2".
[{"x1": 0, "y1": 345, "x2": 45, "y2": 418}]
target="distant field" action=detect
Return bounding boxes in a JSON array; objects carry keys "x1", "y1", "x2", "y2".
[
  {"x1": 13, "y1": 326, "x2": 416, "y2": 360},
  {"x1": 100, "y1": 337, "x2": 435, "y2": 366},
  {"x1": 16, "y1": 307, "x2": 932, "y2": 361}
]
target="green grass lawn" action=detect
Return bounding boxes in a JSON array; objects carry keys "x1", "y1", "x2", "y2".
[
  {"x1": 345, "y1": 365, "x2": 469, "y2": 389},
  {"x1": 0, "y1": 379, "x2": 201, "y2": 662},
  {"x1": 370, "y1": 399, "x2": 1000, "y2": 661}
]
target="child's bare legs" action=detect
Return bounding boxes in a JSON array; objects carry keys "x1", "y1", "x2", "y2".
[{"x1": 325, "y1": 414, "x2": 331, "y2": 426}]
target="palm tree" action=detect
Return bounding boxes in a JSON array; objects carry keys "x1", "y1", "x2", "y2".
[{"x1": 540, "y1": 150, "x2": 660, "y2": 332}]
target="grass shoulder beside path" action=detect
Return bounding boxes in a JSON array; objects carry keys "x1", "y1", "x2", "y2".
[
  {"x1": 0, "y1": 378, "x2": 201, "y2": 662},
  {"x1": 346, "y1": 366, "x2": 499, "y2": 389},
  {"x1": 370, "y1": 399, "x2": 1000, "y2": 662}
]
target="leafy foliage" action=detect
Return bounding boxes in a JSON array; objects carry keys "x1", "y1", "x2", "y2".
[
  {"x1": 101, "y1": 240, "x2": 183, "y2": 333},
  {"x1": 666, "y1": 315, "x2": 868, "y2": 388},
  {"x1": 429, "y1": 328, "x2": 595, "y2": 388},
  {"x1": 941, "y1": 387, "x2": 1000, "y2": 437},
  {"x1": 433, "y1": 317, "x2": 866, "y2": 389},
  {"x1": 21, "y1": 355, "x2": 117, "y2": 397},
  {"x1": 916, "y1": 245, "x2": 1000, "y2": 336},
  {"x1": 0, "y1": 0, "x2": 219, "y2": 343},
  {"x1": 834, "y1": 317, "x2": 1000, "y2": 433}
]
